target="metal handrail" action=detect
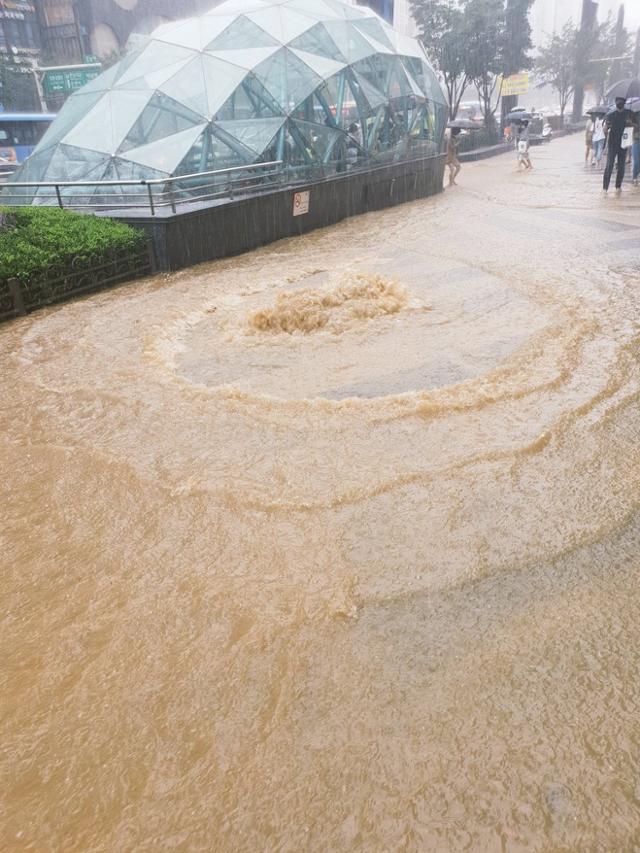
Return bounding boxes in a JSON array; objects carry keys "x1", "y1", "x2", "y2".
[
  {"x1": 5, "y1": 160, "x2": 284, "y2": 189},
  {"x1": 0, "y1": 160, "x2": 287, "y2": 216}
]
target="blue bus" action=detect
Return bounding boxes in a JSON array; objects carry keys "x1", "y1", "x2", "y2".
[{"x1": 0, "y1": 112, "x2": 56, "y2": 166}]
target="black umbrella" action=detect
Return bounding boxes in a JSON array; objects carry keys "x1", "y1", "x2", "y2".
[
  {"x1": 506, "y1": 111, "x2": 533, "y2": 123},
  {"x1": 447, "y1": 119, "x2": 479, "y2": 129},
  {"x1": 605, "y1": 78, "x2": 640, "y2": 101},
  {"x1": 626, "y1": 97, "x2": 640, "y2": 113}
]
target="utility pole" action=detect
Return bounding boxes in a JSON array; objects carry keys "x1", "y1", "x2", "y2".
[
  {"x1": 572, "y1": 0, "x2": 598, "y2": 122},
  {"x1": 609, "y1": 4, "x2": 626, "y2": 83}
]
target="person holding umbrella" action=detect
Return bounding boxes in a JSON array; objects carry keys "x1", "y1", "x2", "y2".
[
  {"x1": 592, "y1": 112, "x2": 606, "y2": 168},
  {"x1": 603, "y1": 97, "x2": 630, "y2": 193},
  {"x1": 445, "y1": 119, "x2": 476, "y2": 186},
  {"x1": 517, "y1": 119, "x2": 533, "y2": 170},
  {"x1": 585, "y1": 114, "x2": 594, "y2": 166},
  {"x1": 587, "y1": 107, "x2": 607, "y2": 167},
  {"x1": 445, "y1": 127, "x2": 462, "y2": 186},
  {"x1": 628, "y1": 99, "x2": 640, "y2": 185}
]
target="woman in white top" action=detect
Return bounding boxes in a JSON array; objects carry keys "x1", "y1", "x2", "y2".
[{"x1": 592, "y1": 117, "x2": 606, "y2": 168}]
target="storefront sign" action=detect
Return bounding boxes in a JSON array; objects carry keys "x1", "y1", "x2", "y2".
[{"x1": 501, "y1": 73, "x2": 530, "y2": 97}]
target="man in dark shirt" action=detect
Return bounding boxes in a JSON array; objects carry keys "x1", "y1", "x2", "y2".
[{"x1": 603, "y1": 97, "x2": 629, "y2": 193}]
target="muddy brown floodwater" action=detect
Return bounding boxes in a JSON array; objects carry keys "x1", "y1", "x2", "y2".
[{"x1": 2, "y1": 135, "x2": 640, "y2": 852}]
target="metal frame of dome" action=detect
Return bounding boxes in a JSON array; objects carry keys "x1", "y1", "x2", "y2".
[{"x1": 11, "y1": 0, "x2": 447, "y2": 204}]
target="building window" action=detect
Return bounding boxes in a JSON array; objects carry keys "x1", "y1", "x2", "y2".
[{"x1": 358, "y1": 0, "x2": 394, "y2": 24}]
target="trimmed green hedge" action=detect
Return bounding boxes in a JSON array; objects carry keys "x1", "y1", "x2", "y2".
[{"x1": 0, "y1": 207, "x2": 145, "y2": 285}]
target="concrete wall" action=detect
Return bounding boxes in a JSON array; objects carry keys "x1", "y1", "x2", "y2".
[{"x1": 119, "y1": 154, "x2": 446, "y2": 272}]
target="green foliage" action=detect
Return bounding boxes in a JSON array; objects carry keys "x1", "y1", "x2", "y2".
[
  {"x1": 537, "y1": 11, "x2": 634, "y2": 118},
  {"x1": 410, "y1": 0, "x2": 533, "y2": 125},
  {"x1": 409, "y1": 0, "x2": 469, "y2": 119},
  {"x1": 587, "y1": 14, "x2": 633, "y2": 103},
  {"x1": 535, "y1": 21, "x2": 578, "y2": 117},
  {"x1": 0, "y1": 207, "x2": 145, "y2": 285}
]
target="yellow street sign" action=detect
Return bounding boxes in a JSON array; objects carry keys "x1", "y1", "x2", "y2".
[{"x1": 501, "y1": 73, "x2": 530, "y2": 97}]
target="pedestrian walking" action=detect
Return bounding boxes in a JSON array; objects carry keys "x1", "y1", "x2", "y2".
[
  {"x1": 446, "y1": 127, "x2": 461, "y2": 186},
  {"x1": 632, "y1": 113, "x2": 640, "y2": 186},
  {"x1": 585, "y1": 117, "x2": 594, "y2": 166},
  {"x1": 516, "y1": 120, "x2": 532, "y2": 170},
  {"x1": 603, "y1": 97, "x2": 630, "y2": 194},
  {"x1": 592, "y1": 116, "x2": 606, "y2": 168}
]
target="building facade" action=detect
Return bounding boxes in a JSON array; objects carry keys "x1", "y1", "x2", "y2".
[
  {"x1": 0, "y1": 0, "x2": 42, "y2": 110},
  {"x1": 355, "y1": 0, "x2": 417, "y2": 35}
]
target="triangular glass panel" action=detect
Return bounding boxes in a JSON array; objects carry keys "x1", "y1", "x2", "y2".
[
  {"x1": 206, "y1": 46, "x2": 280, "y2": 71},
  {"x1": 52, "y1": 144, "x2": 111, "y2": 183},
  {"x1": 215, "y1": 73, "x2": 284, "y2": 120},
  {"x1": 352, "y1": 54, "x2": 393, "y2": 94},
  {"x1": 327, "y1": 0, "x2": 364, "y2": 18},
  {"x1": 321, "y1": 20, "x2": 376, "y2": 63},
  {"x1": 115, "y1": 40, "x2": 196, "y2": 88},
  {"x1": 388, "y1": 30, "x2": 427, "y2": 61},
  {"x1": 206, "y1": 0, "x2": 269, "y2": 15},
  {"x1": 418, "y1": 60, "x2": 447, "y2": 105},
  {"x1": 215, "y1": 117, "x2": 285, "y2": 154},
  {"x1": 289, "y1": 49, "x2": 345, "y2": 79},
  {"x1": 351, "y1": 70, "x2": 386, "y2": 112},
  {"x1": 34, "y1": 90, "x2": 106, "y2": 152},
  {"x1": 207, "y1": 15, "x2": 278, "y2": 50},
  {"x1": 6, "y1": 145, "x2": 57, "y2": 196},
  {"x1": 245, "y1": 8, "x2": 315, "y2": 44},
  {"x1": 152, "y1": 16, "x2": 234, "y2": 51},
  {"x1": 358, "y1": 31, "x2": 393, "y2": 56},
  {"x1": 387, "y1": 60, "x2": 413, "y2": 100},
  {"x1": 289, "y1": 22, "x2": 346, "y2": 63},
  {"x1": 175, "y1": 127, "x2": 251, "y2": 176},
  {"x1": 253, "y1": 48, "x2": 322, "y2": 113},
  {"x1": 123, "y1": 122, "x2": 208, "y2": 173},
  {"x1": 118, "y1": 56, "x2": 194, "y2": 92},
  {"x1": 119, "y1": 93, "x2": 207, "y2": 153},
  {"x1": 62, "y1": 90, "x2": 153, "y2": 155},
  {"x1": 105, "y1": 158, "x2": 166, "y2": 181},
  {"x1": 90, "y1": 159, "x2": 164, "y2": 206},
  {"x1": 401, "y1": 63, "x2": 428, "y2": 99},
  {"x1": 78, "y1": 63, "x2": 120, "y2": 95},
  {"x1": 291, "y1": 119, "x2": 343, "y2": 161},
  {"x1": 159, "y1": 54, "x2": 247, "y2": 120},
  {"x1": 353, "y1": 17, "x2": 394, "y2": 50},
  {"x1": 288, "y1": 0, "x2": 342, "y2": 20}
]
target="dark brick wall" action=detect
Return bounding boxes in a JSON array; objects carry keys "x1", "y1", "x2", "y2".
[{"x1": 118, "y1": 154, "x2": 446, "y2": 272}]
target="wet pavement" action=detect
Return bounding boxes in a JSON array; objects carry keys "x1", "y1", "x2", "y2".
[{"x1": 1, "y1": 134, "x2": 640, "y2": 851}]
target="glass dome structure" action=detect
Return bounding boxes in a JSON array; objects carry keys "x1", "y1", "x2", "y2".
[{"x1": 11, "y1": 0, "x2": 447, "y2": 203}]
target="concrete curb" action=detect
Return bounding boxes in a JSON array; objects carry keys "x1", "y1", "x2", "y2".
[
  {"x1": 458, "y1": 125, "x2": 584, "y2": 164},
  {"x1": 459, "y1": 143, "x2": 512, "y2": 163}
]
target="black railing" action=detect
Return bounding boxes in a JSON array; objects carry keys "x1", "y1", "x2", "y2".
[{"x1": 1, "y1": 243, "x2": 153, "y2": 323}]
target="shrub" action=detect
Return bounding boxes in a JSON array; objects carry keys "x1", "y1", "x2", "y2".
[{"x1": 0, "y1": 206, "x2": 145, "y2": 285}]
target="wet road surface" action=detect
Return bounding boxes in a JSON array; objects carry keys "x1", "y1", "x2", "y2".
[{"x1": 2, "y1": 134, "x2": 640, "y2": 851}]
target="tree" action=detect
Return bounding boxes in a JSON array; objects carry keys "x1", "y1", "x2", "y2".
[
  {"x1": 412, "y1": 0, "x2": 533, "y2": 127},
  {"x1": 410, "y1": 0, "x2": 469, "y2": 119},
  {"x1": 464, "y1": 0, "x2": 505, "y2": 129},
  {"x1": 535, "y1": 22, "x2": 578, "y2": 117},
  {"x1": 576, "y1": 13, "x2": 632, "y2": 109},
  {"x1": 502, "y1": 0, "x2": 534, "y2": 118}
]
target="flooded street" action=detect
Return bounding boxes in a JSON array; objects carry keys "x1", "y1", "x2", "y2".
[{"x1": 2, "y1": 134, "x2": 640, "y2": 851}]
